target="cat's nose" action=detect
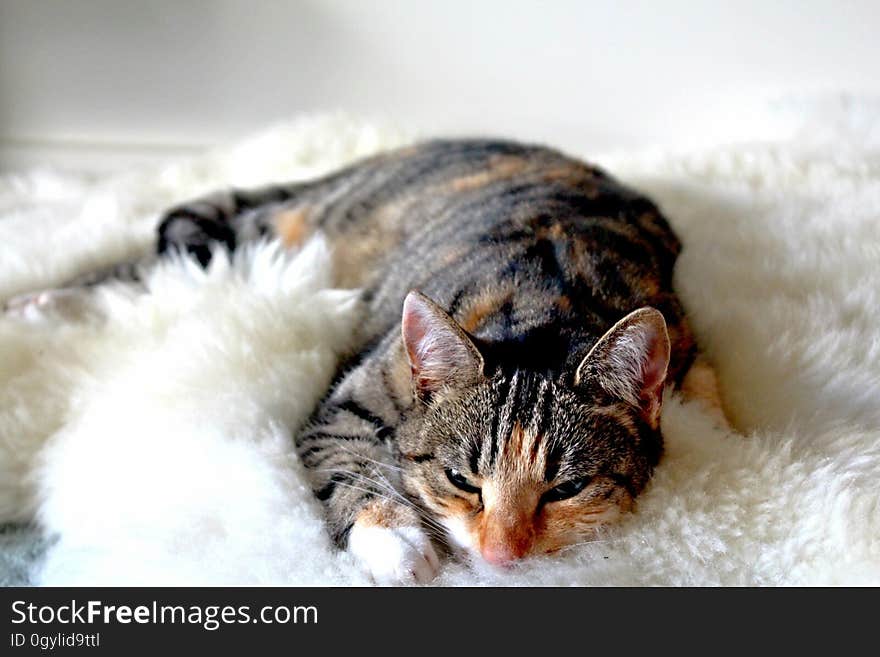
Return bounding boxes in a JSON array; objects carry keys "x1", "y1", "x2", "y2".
[
  {"x1": 479, "y1": 524, "x2": 533, "y2": 566},
  {"x1": 480, "y1": 542, "x2": 525, "y2": 567},
  {"x1": 478, "y1": 489, "x2": 537, "y2": 565}
]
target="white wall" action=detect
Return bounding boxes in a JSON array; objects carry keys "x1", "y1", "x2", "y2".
[{"x1": 1, "y1": 0, "x2": 879, "y2": 169}]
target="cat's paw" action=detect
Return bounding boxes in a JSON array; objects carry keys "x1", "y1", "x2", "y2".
[
  {"x1": 348, "y1": 524, "x2": 440, "y2": 586},
  {"x1": 3, "y1": 289, "x2": 88, "y2": 322}
]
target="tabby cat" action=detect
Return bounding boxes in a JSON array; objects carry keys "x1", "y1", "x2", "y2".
[{"x1": 14, "y1": 139, "x2": 723, "y2": 584}]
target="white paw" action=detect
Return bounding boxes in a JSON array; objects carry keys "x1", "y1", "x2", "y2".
[{"x1": 348, "y1": 524, "x2": 440, "y2": 585}]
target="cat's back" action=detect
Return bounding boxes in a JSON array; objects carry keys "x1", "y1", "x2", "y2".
[
  {"x1": 295, "y1": 138, "x2": 691, "y2": 377},
  {"x1": 307, "y1": 139, "x2": 676, "y2": 276}
]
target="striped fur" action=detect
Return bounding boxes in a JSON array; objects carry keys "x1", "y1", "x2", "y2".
[{"x1": 151, "y1": 139, "x2": 695, "y2": 566}]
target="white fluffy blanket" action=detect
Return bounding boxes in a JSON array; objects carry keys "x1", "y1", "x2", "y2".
[{"x1": 1, "y1": 113, "x2": 878, "y2": 586}]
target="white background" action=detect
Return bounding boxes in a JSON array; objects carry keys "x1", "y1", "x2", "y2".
[{"x1": 1, "y1": 0, "x2": 878, "y2": 170}]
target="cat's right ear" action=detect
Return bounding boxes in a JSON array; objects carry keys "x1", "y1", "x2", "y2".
[{"x1": 402, "y1": 291, "x2": 485, "y2": 399}]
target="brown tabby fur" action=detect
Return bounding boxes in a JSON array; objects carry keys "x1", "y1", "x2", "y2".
[{"x1": 149, "y1": 139, "x2": 700, "y2": 565}]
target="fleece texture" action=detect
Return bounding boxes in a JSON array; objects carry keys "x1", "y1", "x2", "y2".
[{"x1": 0, "y1": 112, "x2": 878, "y2": 586}]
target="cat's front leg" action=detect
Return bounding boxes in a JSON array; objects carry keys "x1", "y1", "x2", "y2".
[
  {"x1": 347, "y1": 498, "x2": 440, "y2": 585},
  {"x1": 297, "y1": 389, "x2": 440, "y2": 585}
]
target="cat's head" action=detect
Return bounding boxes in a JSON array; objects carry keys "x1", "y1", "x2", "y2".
[{"x1": 396, "y1": 291, "x2": 669, "y2": 566}]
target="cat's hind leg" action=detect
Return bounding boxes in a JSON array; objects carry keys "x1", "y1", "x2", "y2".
[
  {"x1": 679, "y1": 355, "x2": 731, "y2": 429},
  {"x1": 3, "y1": 258, "x2": 150, "y2": 323},
  {"x1": 4, "y1": 288, "x2": 96, "y2": 323},
  {"x1": 156, "y1": 183, "x2": 313, "y2": 266},
  {"x1": 4, "y1": 184, "x2": 313, "y2": 323}
]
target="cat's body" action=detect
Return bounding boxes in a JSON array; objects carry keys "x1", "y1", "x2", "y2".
[{"x1": 13, "y1": 139, "x2": 716, "y2": 583}]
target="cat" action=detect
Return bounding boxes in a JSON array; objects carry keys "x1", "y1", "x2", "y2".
[{"x1": 7, "y1": 139, "x2": 725, "y2": 584}]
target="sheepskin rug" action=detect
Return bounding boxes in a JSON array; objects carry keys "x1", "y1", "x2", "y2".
[{"x1": 1, "y1": 111, "x2": 878, "y2": 586}]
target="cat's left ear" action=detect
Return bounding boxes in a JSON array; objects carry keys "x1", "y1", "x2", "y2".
[
  {"x1": 402, "y1": 290, "x2": 485, "y2": 399},
  {"x1": 574, "y1": 307, "x2": 670, "y2": 428}
]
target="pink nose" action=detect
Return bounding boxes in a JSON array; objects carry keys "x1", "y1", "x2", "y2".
[{"x1": 480, "y1": 542, "x2": 526, "y2": 567}]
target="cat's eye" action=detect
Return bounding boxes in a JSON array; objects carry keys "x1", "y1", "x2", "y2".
[
  {"x1": 445, "y1": 468, "x2": 481, "y2": 495},
  {"x1": 543, "y1": 477, "x2": 592, "y2": 503}
]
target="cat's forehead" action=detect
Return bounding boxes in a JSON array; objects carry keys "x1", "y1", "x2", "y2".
[
  {"x1": 486, "y1": 368, "x2": 572, "y2": 419},
  {"x1": 439, "y1": 369, "x2": 639, "y2": 474},
  {"x1": 430, "y1": 368, "x2": 627, "y2": 439},
  {"x1": 488, "y1": 367, "x2": 550, "y2": 396}
]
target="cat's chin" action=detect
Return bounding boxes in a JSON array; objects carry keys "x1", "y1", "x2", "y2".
[{"x1": 438, "y1": 516, "x2": 536, "y2": 569}]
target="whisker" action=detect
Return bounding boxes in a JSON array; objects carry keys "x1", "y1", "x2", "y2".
[
  {"x1": 334, "y1": 443, "x2": 403, "y2": 472},
  {"x1": 311, "y1": 444, "x2": 453, "y2": 537},
  {"x1": 554, "y1": 533, "x2": 627, "y2": 553},
  {"x1": 329, "y1": 480, "x2": 407, "y2": 506}
]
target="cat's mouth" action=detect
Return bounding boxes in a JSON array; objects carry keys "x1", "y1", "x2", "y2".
[
  {"x1": 438, "y1": 511, "x2": 617, "y2": 567},
  {"x1": 438, "y1": 515, "x2": 536, "y2": 567}
]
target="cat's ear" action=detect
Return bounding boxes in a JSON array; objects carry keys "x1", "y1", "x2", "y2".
[
  {"x1": 402, "y1": 290, "x2": 484, "y2": 399},
  {"x1": 574, "y1": 307, "x2": 670, "y2": 428}
]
